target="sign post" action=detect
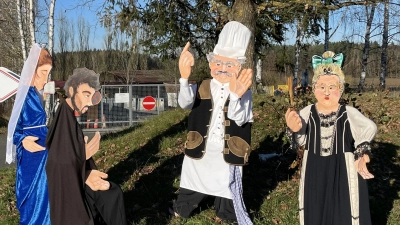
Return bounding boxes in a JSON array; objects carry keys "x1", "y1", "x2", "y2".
[{"x1": 142, "y1": 96, "x2": 156, "y2": 111}]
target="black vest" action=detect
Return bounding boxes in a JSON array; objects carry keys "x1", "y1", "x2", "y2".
[
  {"x1": 305, "y1": 105, "x2": 354, "y2": 155},
  {"x1": 184, "y1": 79, "x2": 252, "y2": 165}
]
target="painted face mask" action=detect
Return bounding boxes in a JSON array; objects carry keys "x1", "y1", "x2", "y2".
[
  {"x1": 207, "y1": 54, "x2": 241, "y2": 84},
  {"x1": 71, "y1": 83, "x2": 98, "y2": 115},
  {"x1": 313, "y1": 75, "x2": 341, "y2": 110}
]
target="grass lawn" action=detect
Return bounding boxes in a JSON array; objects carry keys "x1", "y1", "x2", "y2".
[{"x1": 0, "y1": 91, "x2": 399, "y2": 225}]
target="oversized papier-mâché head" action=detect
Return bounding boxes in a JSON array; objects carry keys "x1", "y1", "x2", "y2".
[
  {"x1": 312, "y1": 51, "x2": 345, "y2": 94},
  {"x1": 64, "y1": 67, "x2": 102, "y2": 115},
  {"x1": 206, "y1": 21, "x2": 252, "y2": 83}
]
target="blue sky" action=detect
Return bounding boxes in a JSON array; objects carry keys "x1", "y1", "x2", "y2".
[
  {"x1": 51, "y1": 1, "x2": 392, "y2": 51},
  {"x1": 54, "y1": 0, "x2": 108, "y2": 50}
]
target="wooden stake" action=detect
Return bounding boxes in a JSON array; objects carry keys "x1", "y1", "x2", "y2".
[{"x1": 287, "y1": 77, "x2": 294, "y2": 107}]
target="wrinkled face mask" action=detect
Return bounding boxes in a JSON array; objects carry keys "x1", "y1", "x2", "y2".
[{"x1": 208, "y1": 54, "x2": 241, "y2": 84}]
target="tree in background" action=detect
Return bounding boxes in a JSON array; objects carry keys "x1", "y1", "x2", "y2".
[
  {"x1": 0, "y1": 0, "x2": 23, "y2": 72},
  {"x1": 56, "y1": 10, "x2": 70, "y2": 80},
  {"x1": 103, "y1": 0, "x2": 389, "y2": 91},
  {"x1": 379, "y1": 0, "x2": 389, "y2": 90},
  {"x1": 359, "y1": 4, "x2": 376, "y2": 92}
]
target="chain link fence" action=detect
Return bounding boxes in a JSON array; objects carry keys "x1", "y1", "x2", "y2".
[{"x1": 76, "y1": 84, "x2": 180, "y2": 131}]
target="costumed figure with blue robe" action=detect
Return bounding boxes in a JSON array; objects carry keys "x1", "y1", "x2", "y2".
[{"x1": 6, "y1": 44, "x2": 53, "y2": 225}]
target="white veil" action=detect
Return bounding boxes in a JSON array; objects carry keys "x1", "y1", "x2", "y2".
[{"x1": 6, "y1": 44, "x2": 42, "y2": 164}]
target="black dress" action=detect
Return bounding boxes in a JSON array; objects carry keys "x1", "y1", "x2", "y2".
[{"x1": 295, "y1": 104, "x2": 376, "y2": 225}]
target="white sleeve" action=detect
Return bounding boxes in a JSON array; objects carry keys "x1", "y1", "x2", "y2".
[
  {"x1": 227, "y1": 90, "x2": 253, "y2": 126},
  {"x1": 346, "y1": 106, "x2": 377, "y2": 148},
  {"x1": 178, "y1": 78, "x2": 197, "y2": 109},
  {"x1": 294, "y1": 105, "x2": 312, "y2": 147}
]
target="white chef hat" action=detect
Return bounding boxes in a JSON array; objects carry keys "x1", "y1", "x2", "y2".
[{"x1": 213, "y1": 21, "x2": 252, "y2": 61}]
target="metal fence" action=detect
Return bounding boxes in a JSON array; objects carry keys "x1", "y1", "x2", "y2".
[{"x1": 77, "y1": 84, "x2": 180, "y2": 131}]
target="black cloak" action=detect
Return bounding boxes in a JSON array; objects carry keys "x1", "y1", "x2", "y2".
[
  {"x1": 46, "y1": 101, "x2": 127, "y2": 225},
  {"x1": 46, "y1": 101, "x2": 96, "y2": 224}
]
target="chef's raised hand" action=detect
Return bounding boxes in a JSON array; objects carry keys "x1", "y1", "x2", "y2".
[
  {"x1": 285, "y1": 108, "x2": 302, "y2": 132},
  {"x1": 229, "y1": 68, "x2": 252, "y2": 98},
  {"x1": 86, "y1": 170, "x2": 110, "y2": 191},
  {"x1": 179, "y1": 42, "x2": 194, "y2": 79},
  {"x1": 85, "y1": 131, "x2": 101, "y2": 159},
  {"x1": 22, "y1": 136, "x2": 45, "y2": 152}
]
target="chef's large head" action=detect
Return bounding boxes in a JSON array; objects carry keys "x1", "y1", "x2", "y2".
[
  {"x1": 64, "y1": 68, "x2": 101, "y2": 115},
  {"x1": 207, "y1": 21, "x2": 252, "y2": 84}
]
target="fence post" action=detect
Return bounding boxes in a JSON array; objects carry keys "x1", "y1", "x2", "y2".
[
  {"x1": 101, "y1": 86, "x2": 104, "y2": 128},
  {"x1": 157, "y1": 85, "x2": 160, "y2": 115},
  {"x1": 129, "y1": 84, "x2": 133, "y2": 126}
]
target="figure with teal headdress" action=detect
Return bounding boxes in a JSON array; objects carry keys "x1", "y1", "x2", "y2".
[{"x1": 285, "y1": 51, "x2": 376, "y2": 225}]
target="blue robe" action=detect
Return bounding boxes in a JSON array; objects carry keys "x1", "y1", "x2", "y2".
[{"x1": 13, "y1": 86, "x2": 51, "y2": 225}]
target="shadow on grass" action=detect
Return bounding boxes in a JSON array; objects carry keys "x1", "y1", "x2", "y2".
[
  {"x1": 368, "y1": 141, "x2": 400, "y2": 225},
  {"x1": 243, "y1": 132, "x2": 297, "y2": 220},
  {"x1": 100, "y1": 124, "x2": 400, "y2": 224},
  {"x1": 104, "y1": 119, "x2": 187, "y2": 224},
  {"x1": 99, "y1": 123, "x2": 145, "y2": 142},
  {"x1": 0, "y1": 117, "x2": 8, "y2": 127},
  {"x1": 122, "y1": 154, "x2": 184, "y2": 224},
  {"x1": 105, "y1": 127, "x2": 298, "y2": 224}
]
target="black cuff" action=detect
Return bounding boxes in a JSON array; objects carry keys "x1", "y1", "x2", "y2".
[
  {"x1": 286, "y1": 127, "x2": 298, "y2": 150},
  {"x1": 354, "y1": 142, "x2": 372, "y2": 161}
]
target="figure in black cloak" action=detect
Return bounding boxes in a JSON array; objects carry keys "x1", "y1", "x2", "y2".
[{"x1": 46, "y1": 68, "x2": 127, "y2": 225}]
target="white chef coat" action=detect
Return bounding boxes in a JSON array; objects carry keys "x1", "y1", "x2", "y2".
[{"x1": 178, "y1": 78, "x2": 253, "y2": 199}]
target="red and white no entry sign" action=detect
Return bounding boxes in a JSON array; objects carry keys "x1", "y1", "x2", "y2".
[{"x1": 142, "y1": 96, "x2": 156, "y2": 110}]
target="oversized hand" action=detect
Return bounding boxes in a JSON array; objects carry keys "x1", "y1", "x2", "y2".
[
  {"x1": 85, "y1": 131, "x2": 101, "y2": 160},
  {"x1": 285, "y1": 108, "x2": 302, "y2": 132},
  {"x1": 86, "y1": 170, "x2": 110, "y2": 191},
  {"x1": 229, "y1": 69, "x2": 252, "y2": 98},
  {"x1": 355, "y1": 154, "x2": 374, "y2": 179},
  {"x1": 179, "y1": 42, "x2": 194, "y2": 79},
  {"x1": 22, "y1": 136, "x2": 45, "y2": 152}
]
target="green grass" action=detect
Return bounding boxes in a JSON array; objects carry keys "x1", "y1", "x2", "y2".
[
  {"x1": 1, "y1": 92, "x2": 400, "y2": 224},
  {"x1": 0, "y1": 168, "x2": 19, "y2": 224}
]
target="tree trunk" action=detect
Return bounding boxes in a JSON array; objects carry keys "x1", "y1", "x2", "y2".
[
  {"x1": 17, "y1": 0, "x2": 27, "y2": 61},
  {"x1": 29, "y1": 0, "x2": 35, "y2": 45},
  {"x1": 45, "y1": 0, "x2": 56, "y2": 125},
  {"x1": 256, "y1": 58, "x2": 262, "y2": 84},
  {"x1": 380, "y1": 0, "x2": 389, "y2": 90},
  {"x1": 48, "y1": 0, "x2": 55, "y2": 55},
  {"x1": 324, "y1": 0, "x2": 330, "y2": 51},
  {"x1": 231, "y1": 0, "x2": 257, "y2": 91},
  {"x1": 359, "y1": 4, "x2": 375, "y2": 92},
  {"x1": 294, "y1": 21, "x2": 303, "y2": 95}
]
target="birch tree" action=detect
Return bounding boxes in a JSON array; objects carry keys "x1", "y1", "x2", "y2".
[
  {"x1": 47, "y1": 0, "x2": 55, "y2": 54},
  {"x1": 358, "y1": 4, "x2": 376, "y2": 92},
  {"x1": 28, "y1": 0, "x2": 35, "y2": 45},
  {"x1": 44, "y1": 0, "x2": 56, "y2": 125},
  {"x1": 16, "y1": 0, "x2": 27, "y2": 60}
]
